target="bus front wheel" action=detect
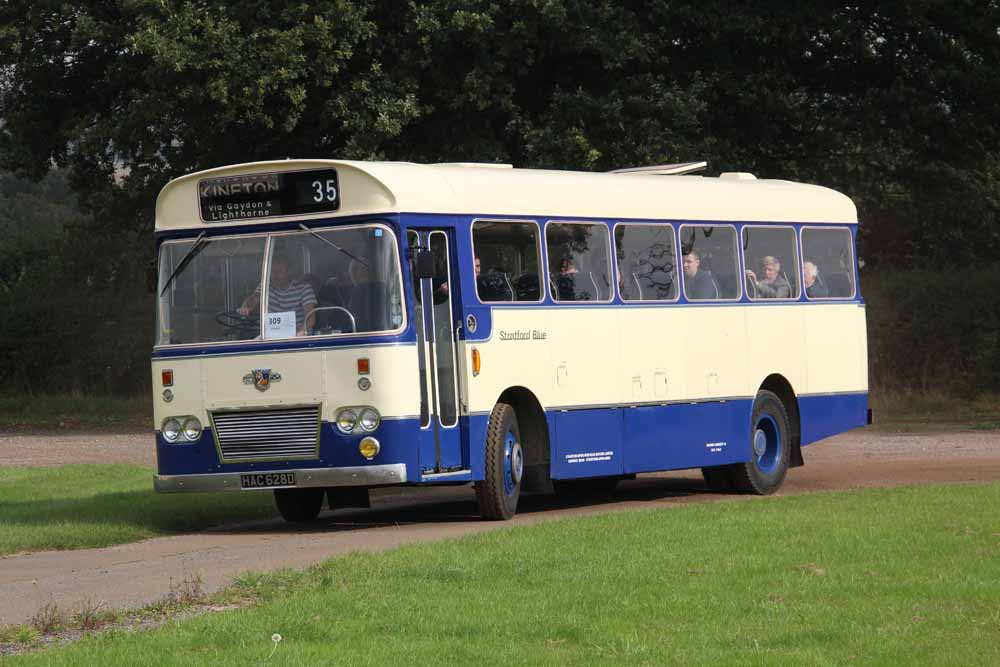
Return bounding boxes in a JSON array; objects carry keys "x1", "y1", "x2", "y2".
[
  {"x1": 274, "y1": 488, "x2": 325, "y2": 522},
  {"x1": 730, "y1": 390, "x2": 791, "y2": 495},
  {"x1": 475, "y1": 402, "x2": 523, "y2": 520}
]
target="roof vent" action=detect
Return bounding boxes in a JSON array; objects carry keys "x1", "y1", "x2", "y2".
[
  {"x1": 719, "y1": 172, "x2": 757, "y2": 180},
  {"x1": 609, "y1": 161, "x2": 707, "y2": 176}
]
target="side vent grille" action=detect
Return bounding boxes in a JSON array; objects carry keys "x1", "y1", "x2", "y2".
[{"x1": 211, "y1": 406, "x2": 320, "y2": 462}]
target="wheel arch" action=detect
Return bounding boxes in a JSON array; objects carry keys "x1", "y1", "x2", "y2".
[
  {"x1": 497, "y1": 386, "x2": 552, "y2": 492},
  {"x1": 757, "y1": 374, "x2": 803, "y2": 468}
]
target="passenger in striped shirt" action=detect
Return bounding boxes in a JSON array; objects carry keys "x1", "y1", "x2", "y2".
[{"x1": 238, "y1": 254, "x2": 317, "y2": 335}]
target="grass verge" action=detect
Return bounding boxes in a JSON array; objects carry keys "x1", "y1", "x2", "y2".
[
  {"x1": 0, "y1": 465, "x2": 276, "y2": 555},
  {"x1": 868, "y1": 390, "x2": 1000, "y2": 431},
  {"x1": 6, "y1": 483, "x2": 1000, "y2": 665},
  {"x1": 0, "y1": 394, "x2": 150, "y2": 432}
]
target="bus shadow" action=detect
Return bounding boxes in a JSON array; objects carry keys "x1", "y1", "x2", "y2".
[{"x1": 212, "y1": 473, "x2": 721, "y2": 535}]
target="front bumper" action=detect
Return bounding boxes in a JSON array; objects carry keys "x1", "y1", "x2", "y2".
[{"x1": 153, "y1": 463, "x2": 407, "y2": 493}]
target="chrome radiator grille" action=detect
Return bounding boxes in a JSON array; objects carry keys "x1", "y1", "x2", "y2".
[{"x1": 211, "y1": 406, "x2": 320, "y2": 462}]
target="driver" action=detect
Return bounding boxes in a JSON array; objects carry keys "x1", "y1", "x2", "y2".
[{"x1": 238, "y1": 254, "x2": 317, "y2": 335}]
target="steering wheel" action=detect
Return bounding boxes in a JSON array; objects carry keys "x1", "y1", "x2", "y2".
[{"x1": 215, "y1": 310, "x2": 259, "y2": 337}]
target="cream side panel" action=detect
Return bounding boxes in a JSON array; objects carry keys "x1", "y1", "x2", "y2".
[
  {"x1": 745, "y1": 305, "x2": 807, "y2": 394},
  {"x1": 323, "y1": 345, "x2": 421, "y2": 420},
  {"x1": 546, "y1": 309, "x2": 620, "y2": 408},
  {"x1": 465, "y1": 309, "x2": 553, "y2": 413},
  {"x1": 617, "y1": 308, "x2": 687, "y2": 403},
  {"x1": 857, "y1": 305, "x2": 870, "y2": 391},
  {"x1": 804, "y1": 304, "x2": 868, "y2": 393},
  {"x1": 151, "y1": 358, "x2": 203, "y2": 426},
  {"x1": 683, "y1": 307, "x2": 750, "y2": 398}
]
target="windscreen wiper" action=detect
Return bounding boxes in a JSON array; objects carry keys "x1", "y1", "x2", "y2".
[
  {"x1": 159, "y1": 232, "x2": 209, "y2": 296},
  {"x1": 298, "y1": 224, "x2": 369, "y2": 267}
]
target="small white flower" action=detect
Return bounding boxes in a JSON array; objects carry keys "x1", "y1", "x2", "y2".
[{"x1": 272, "y1": 633, "x2": 282, "y2": 643}]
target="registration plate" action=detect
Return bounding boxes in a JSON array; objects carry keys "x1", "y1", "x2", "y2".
[{"x1": 240, "y1": 472, "x2": 296, "y2": 489}]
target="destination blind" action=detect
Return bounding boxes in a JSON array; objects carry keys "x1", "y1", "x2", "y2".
[{"x1": 198, "y1": 169, "x2": 340, "y2": 222}]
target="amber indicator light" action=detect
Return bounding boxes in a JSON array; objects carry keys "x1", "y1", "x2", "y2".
[
  {"x1": 472, "y1": 349, "x2": 481, "y2": 376},
  {"x1": 357, "y1": 358, "x2": 370, "y2": 375},
  {"x1": 162, "y1": 369, "x2": 174, "y2": 387}
]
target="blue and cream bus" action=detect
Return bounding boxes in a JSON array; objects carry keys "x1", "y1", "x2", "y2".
[{"x1": 152, "y1": 160, "x2": 868, "y2": 521}]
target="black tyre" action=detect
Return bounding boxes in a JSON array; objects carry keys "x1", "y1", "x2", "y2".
[
  {"x1": 701, "y1": 466, "x2": 734, "y2": 493},
  {"x1": 730, "y1": 390, "x2": 791, "y2": 495},
  {"x1": 475, "y1": 402, "x2": 523, "y2": 520},
  {"x1": 553, "y1": 477, "x2": 620, "y2": 497},
  {"x1": 274, "y1": 488, "x2": 325, "y2": 522}
]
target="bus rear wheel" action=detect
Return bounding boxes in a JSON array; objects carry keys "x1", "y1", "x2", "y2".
[
  {"x1": 730, "y1": 390, "x2": 790, "y2": 495},
  {"x1": 274, "y1": 488, "x2": 325, "y2": 522},
  {"x1": 475, "y1": 402, "x2": 523, "y2": 520}
]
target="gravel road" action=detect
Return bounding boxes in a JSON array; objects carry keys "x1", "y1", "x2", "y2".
[{"x1": 0, "y1": 428, "x2": 997, "y2": 627}]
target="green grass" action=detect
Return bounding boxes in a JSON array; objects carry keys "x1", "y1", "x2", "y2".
[
  {"x1": 869, "y1": 390, "x2": 1000, "y2": 430},
  {"x1": 0, "y1": 466, "x2": 277, "y2": 555},
  {"x1": 9, "y1": 483, "x2": 1000, "y2": 665},
  {"x1": 0, "y1": 394, "x2": 150, "y2": 432}
]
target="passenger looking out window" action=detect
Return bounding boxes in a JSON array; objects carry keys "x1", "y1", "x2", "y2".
[
  {"x1": 801, "y1": 227, "x2": 855, "y2": 298},
  {"x1": 741, "y1": 226, "x2": 799, "y2": 300},
  {"x1": 745, "y1": 255, "x2": 792, "y2": 299},
  {"x1": 680, "y1": 225, "x2": 739, "y2": 300},
  {"x1": 803, "y1": 261, "x2": 828, "y2": 298},
  {"x1": 682, "y1": 249, "x2": 718, "y2": 299}
]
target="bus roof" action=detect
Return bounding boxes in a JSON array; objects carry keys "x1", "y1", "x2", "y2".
[{"x1": 155, "y1": 159, "x2": 857, "y2": 232}]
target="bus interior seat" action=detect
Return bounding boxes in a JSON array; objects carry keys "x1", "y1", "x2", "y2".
[
  {"x1": 515, "y1": 273, "x2": 540, "y2": 301},
  {"x1": 552, "y1": 272, "x2": 596, "y2": 301},
  {"x1": 348, "y1": 282, "x2": 388, "y2": 331},
  {"x1": 478, "y1": 272, "x2": 514, "y2": 301},
  {"x1": 826, "y1": 272, "x2": 853, "y2": 297},
  {"x1": 313, "y1": 280, "x2": 346, "y2": 331},
  {"x1": 711, "y1": 271, "x2": 730, "y2": 299}
]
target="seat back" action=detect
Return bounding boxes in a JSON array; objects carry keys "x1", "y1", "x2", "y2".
[{"x1": 826, "y1": 272, "x2": 853, "y2": 297}]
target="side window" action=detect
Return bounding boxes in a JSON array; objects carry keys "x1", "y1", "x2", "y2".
[
  {"x1": 679, "y1": 225, "x2": 740, "y2": 300},
  {"x1": 741, "y1": 226, "x2": 800, "y2": 300},
  {"x1": 614, "y1": 224, "x2": 678, "y2": 301},
  {"x1": 546, "y1": 222, "x2": 612, "y2": 302},
  {"x1": 471, "y1": 220, "x2": 542, "y2": 302},
  {"x1": 801, "y1": 227, "x2": 856, "y2": 299}
]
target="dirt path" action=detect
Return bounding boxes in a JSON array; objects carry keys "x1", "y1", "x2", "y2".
[{"x1": 1, "y1": 429, "x2": 998, "y2": 627}]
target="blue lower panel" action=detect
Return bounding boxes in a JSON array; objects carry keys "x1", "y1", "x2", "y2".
[
  {"x1": 799, "y1": 392, "x2": 868, "y2": 445},
  {"x1": 551, "y1": 409, "x2": 624, "y2": 480},
  {"x1": 622, "y1": 400, "x2": 752, "y2": 474},
  {"x1": 155, "y1": 417, "x2": 422, "y2": 479},
  {"x1": 465, "y1": 414, "x2": 488, "y2": 480}
]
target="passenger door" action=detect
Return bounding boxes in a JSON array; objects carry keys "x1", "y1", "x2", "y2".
[{"x1": 407, "y1": 229, "x2": 465, "y2": 475}]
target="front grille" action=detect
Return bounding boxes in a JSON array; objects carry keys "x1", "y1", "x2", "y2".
[{"x1": 211, "y1": 406, "x2": 320, "y2": 462}]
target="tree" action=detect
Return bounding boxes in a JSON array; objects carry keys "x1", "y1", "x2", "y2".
[{"x1": 2, "y1": 2, "x2": 1000, "y2": 393}]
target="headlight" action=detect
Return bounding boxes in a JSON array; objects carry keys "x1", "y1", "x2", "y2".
[
  {"x1": 182, "y1": 417, "x2": 202, "y2": 441},
  {"x1": 359, "y1": 408, "x2": 380, "y2": 432},
  {"x1": 162, "y1": 417, "x2": 182, "y2": 442},
  {"x1": 337, "y1": 409, "x2": 358, "y2": 433}
]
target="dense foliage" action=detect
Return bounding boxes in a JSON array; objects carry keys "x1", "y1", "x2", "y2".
[{"x1": 1, "y1": 1, "x2": 999, "y2": 394}]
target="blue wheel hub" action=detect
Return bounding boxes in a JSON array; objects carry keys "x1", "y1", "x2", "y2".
[
  {"x1": 502, "y1": 429, "x2": 523, "y2": 496},
  {"x1": 753, "y1": 414, "x2": 781, "y2": 474}
]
